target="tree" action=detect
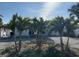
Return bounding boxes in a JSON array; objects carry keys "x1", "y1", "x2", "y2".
[
  {"x1": 68, "y1": 3, "x2": 79, "y2": 24},
  {"x1": 67, "y1": 3, "x2": 79, "y2": 50},
  {"x1": 68, "y1": 3, "x2": 79, "y2": 36},
  {"x1": 36, "y1": 17, "x2": 46, "y2": 51},
  {"x1": 29, "y1": 17, "x2": 46, "y2": 54},
  {"x1": 29, "y1": 17, "x2": 39, "y2": 42},
  {"x1": 16, "y1": 16, "x2": 30, "y2": 53},
  {"x1": 68, "y1": 3, "x2": 79, "y2": 19},
  {"x1": 48, "y1": 16, "x2": 65, "y2": 51},
  {"x1": 7, "y1": 14, "x2": 18, "y2": 56},
  {"x1": 65, "y1": 16, "x2": 76, "y2": 50}
]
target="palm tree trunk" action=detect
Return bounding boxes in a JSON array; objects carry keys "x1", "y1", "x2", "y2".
[
  {"x1": 38, "y1": 37, "x2": 42, "y2": 51},
  {"x1": 14, "y1": 35, "x2": 17, "y2": 51},
  {"x1": 67, "y1": 36, "x2": 69, "y2": 47},
  {"x1": 60, "y1": 33, "x2": 64, "y2": 51},
  {"x1": 66, "y1": 36, "x2": 69, "y2": 50},
  {"x1": 36, "y1": 32, "x2": 42, "y2": 50},
  {"x1": 13, "y1": 29, "x2": 16, "y2": 49},
  {"x1": 18, "y1": 32, "x2": 22, "y2": 52},
  {"x1": 13, "y1": 28, "x2": 18, "y2": 56},
  {"x1": 36, "y1": 33, "x2": 42, "y2": 56},
  {"x1": 65, "y1": 32, "x2": 70, "y2": 51}
]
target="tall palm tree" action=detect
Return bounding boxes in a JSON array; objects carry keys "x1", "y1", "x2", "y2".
[
  {"x1": 16, "y1": 16, "x2": 29, "y2": 52},
  {"x1": 68, "y1": 3, "x2": 79, "y2": 36},
  {"x1": 65, "y1": 16, "x2": 78, "y2": 50},
  {"x1": 30, "y1": 17, "x2": 46, "y2": 52},
  {"x1": 16, "y1": 15, "x2": 30, "y2": 52},
  {"x1": 67, "y1": 3, "x2": 79, "y2": 50},
  {"x1": 36, "y1": 17, "x2": 46, "y2": 51},
  {"x1": 48, "y1": 16, "x2": 65, "y2": 51},
  {"x1": 7, "y1": 14, "x2": 18, "y2": 54}
]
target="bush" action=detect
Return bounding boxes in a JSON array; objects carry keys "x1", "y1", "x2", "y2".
[
  {"x1": 18, "y1": 48, "x2": 47, "y2": 57},
  {"x1": 45, "y1": 46, "x2": 63, "y2": 57},
  {"x1": 19, "y1": 49, "x2": 36, "y2": 57},
  {"x1": 1, "y1": 47, "x2": 12, "y2": 55},
  {"x1": 0, "y1": 44, "x2": 77, "y2": 57},
  {"x1": 7, "y1": 51, "x2": 17, "y2": 57}
]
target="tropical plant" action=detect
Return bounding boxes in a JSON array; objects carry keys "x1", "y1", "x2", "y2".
[
  {"x1": 68, "y1": 3, "x2": 79, "y2": 36},
  {"x1": 16, "y1": 16, "x2": 30, "y2": 53},
  {"x1": 7, "y1": 14, "x2": 18, "y2": 55},
  {"x1": 68, "y1": 3, "x2": 79, "y2": 28},
  {"x1": 48, "y1": 16, "x2": 65, "y2": 51},
  {"x1": 29, "y1": 17, "x2": 46, "y2": 54},
  {"x1": 36, "y1": 17, "x2": 46, "y2": 51},
  {"x1": 68, "y1": 3, "x2": 79, "y2": 19},
  {"x1": 65, "y1": 16, "x2": 77, "y2": 51}
]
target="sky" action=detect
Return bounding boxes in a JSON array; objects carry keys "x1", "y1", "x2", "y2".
[{"x1": 0, "y1": 2, "x2": 76, "y2": 24}]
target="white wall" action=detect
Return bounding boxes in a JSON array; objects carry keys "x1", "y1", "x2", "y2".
[
  {"x1": 15, "y1": 28, "x2": 29, "y2": 36},
  {"x1": 74, "y1": 29, "x2": 79, "y2": 37},
  {"x1": 0, "y1": 28, "x2": 11, "y2": 38}
]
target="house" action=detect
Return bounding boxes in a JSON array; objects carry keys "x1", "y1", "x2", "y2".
[
  {"x1": 0, "y1": 26, "x2": 12, "y2": 38},
  {"x1": 74, "y1": 28, "x2": 79, "y2": 37},
  {"x1": 15, "y1": 28, "x2": 30, "y2": 37},
  {"x1": 0, "y1": 25, "x2": 79, "y2": 38}
]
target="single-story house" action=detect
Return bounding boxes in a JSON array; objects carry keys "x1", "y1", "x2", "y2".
[
  {"x1": 0, "y1": 26, "x2": 12, "y2": 38},
  {"x1": 0, "y1": 25, "x2": 79, "y2": 38},
  {"x1": 15, "y1": 28, "x2": 30, "y2": 37},
  {"x1": 74, "y1": 28, "x2": 79, "y2": 37}
]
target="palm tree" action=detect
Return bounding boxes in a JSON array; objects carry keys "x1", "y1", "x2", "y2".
[
  {"x1": 68, "y1": 3, "x2": 79, "y2": 28},
  {"x1": 36, "y1": 17, "x2": 46, "y2": 51},
  {"x1": 16, "y1": 15, "x2": 30, "y2": 52},
  {"x1": 68, "y1": 3, "x2": 79, "y2": 36},
  {"x1": 48, "y1": 16, "x2": 65, "y2": 51},
  {"x1": 29, "y1": 17, "x2": 46, "y2": 52},
  {"x1": 68, "y1": 3, "x2": 79, "y2": 19},
  {"x1": 65, "y1": 16, "x2": 78, "y2": 50},
  {"x1": 30, "y1": 17, "x2": 46, "y2": 56},
  {"x1": 67, "y1": 3, "x2": 79, "y2": 50},
  {"x1": 7, "y1": 14, "x2": 18, "y2": 54}
]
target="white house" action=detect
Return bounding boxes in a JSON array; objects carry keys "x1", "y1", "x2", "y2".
[
  {"x1": 74, "y1": 28, "x2": 79, "y2": 37},
  {"x1": 0, "y1": 25, "x2": 79, "y2": 38},
  {"x1": 15, "y1": 28, "x2": 30, "y2": 37},
  {"x1": 0, "y1": 26, "x2": 12, "y2": 38}
]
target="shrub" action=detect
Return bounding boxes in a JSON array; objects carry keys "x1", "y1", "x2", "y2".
[{"x1": 1, "y1": 47, "x2": 12, "y2": 55}]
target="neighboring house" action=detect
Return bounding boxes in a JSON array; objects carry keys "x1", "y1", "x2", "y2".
[
  {"x1": 15, "y1": 28, "x2": 30, "y2": 37},
  {"x1": 48, "y1": 31, "x2": 59, "y2": 36},
  {"x1": 0, "y1": 26, "x2": 12, "y2": 38},
  {"x1": 74, "y1": 28, "x2": 79, "y2": 37},
  {"x1": 0, "y1": 25, "x2": 79, "y2": 38}
]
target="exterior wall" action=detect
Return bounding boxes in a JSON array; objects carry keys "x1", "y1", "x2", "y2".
[
  {"x1": 0, "y1": 28, "x2": 11, "y2": 38},
  {"x1": 15, "y1": 28, "x2": 29, "y2": 36},
  {"x1": 74, "y1": 29, "x2": 79, "y2": 37},
  {"x1": 0, "y1": 27, "x2": 79, "y2": 38},
  {"x1": 15, "y1": 28, "x2": 19, "y2": 37},
  {"x1": 22, "y1": 29, "x2": 29, "y2": 36},
  {"x1": 50, "y1": 31, "x2": 59, "y2": 36}
]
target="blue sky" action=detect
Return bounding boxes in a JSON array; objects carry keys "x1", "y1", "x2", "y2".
[{"x1": 0, "y1": 2, "x2": 76, "y2": 24}]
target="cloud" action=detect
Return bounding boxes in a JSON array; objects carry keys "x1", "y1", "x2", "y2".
[{"x1": 40, "y1": 2, "x2": 61, "y2": 20}]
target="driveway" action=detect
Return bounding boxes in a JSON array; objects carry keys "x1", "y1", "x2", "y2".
[{"x1": 0, "y1": 37, "x2": 79, "y2": 49}]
